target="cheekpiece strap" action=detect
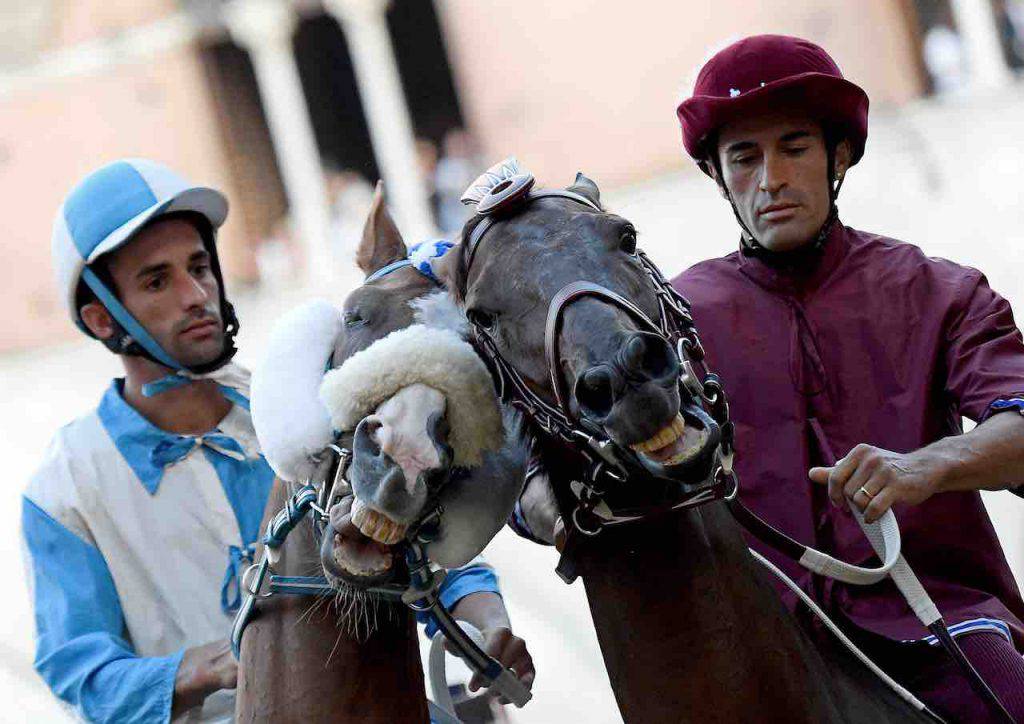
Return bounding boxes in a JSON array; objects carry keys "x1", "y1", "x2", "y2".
[{"x1": 365, "y1": 258, "x2": 413, "y2": 283}]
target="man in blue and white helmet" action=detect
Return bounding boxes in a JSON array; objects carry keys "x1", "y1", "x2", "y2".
[
  {"x1": 21, "y1": 159, "x2": 266, "y2": 722},
  {"x1": 22, "y1": 160, "x2": 523, "y2": 722}
]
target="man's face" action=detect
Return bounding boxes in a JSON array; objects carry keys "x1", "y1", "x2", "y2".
[
  {"x1": 103, "y1": 218, "x2": 224, "y2": 368},
  {"x1": 715, "y1": 108, "x2": 836, "y2": 252}
]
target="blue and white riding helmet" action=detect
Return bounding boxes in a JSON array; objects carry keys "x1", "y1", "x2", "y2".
[{"x1": 52, "y1": 159, "x2": 240, "y2": 394}]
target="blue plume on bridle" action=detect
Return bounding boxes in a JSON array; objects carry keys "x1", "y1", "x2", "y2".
[{"x1": 365, "y1": 240, "x2": 454, "y2": 284}]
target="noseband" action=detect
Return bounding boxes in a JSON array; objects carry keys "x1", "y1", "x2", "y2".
[{"x1": 461, "y1": 174, "x2": 738, "y2": 563}]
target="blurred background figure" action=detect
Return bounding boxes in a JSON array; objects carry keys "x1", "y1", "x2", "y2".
[
  {"x1": 435, "y1": 128, "x2": 483, "y2": 237},
  {"x1": 997, "y1": 0, "x2": 1024, "y2": 70},
  {"x1": 324, "y1": 162, "x2": 375, "y2": 258},
  {"x1": 416, "y1": 136, "x2": 442, "y2": 230},
  {"x1": 923, "y1": 18, "x2": 968, "y2": 94}
]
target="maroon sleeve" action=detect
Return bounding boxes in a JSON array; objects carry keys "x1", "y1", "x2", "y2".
[{"x1": 944, "y1": 271, "x2": 1024, "y2": 422}]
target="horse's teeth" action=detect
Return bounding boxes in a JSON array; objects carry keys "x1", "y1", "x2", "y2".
[
  {"x1": 350, "y1": 499, "x2": 408, "y2": 544},
  {"x1": 630, "y1": 414, "x2": 686, "y2": 453}
]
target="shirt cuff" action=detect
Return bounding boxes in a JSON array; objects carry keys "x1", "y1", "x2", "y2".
[
  {"x1": 419, "y1": 565, "x2": 500, "y2": 638},
  {"x1": 985, "y1": 397, "x2": 1024, "y2": 419},
  {"x1": 158, "y1": 649, "x2": 187, "y2": 723}
]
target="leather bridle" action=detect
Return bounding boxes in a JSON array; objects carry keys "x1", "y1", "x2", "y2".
[{"x1": 462, "y1": 180, "x2": 738, "y2": 558}]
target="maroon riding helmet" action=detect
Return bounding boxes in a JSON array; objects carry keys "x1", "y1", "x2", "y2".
[{"x1": 676, "y1": 34, "x2": 869, "y2": 173}]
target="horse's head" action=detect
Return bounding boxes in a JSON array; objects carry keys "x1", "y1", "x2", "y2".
[
  {"x1": 450, "y1": 162, "x2": 716, "y2": 499},
  {"x1": 317, "y1": 188, "x2": 515, "y2": 594}
]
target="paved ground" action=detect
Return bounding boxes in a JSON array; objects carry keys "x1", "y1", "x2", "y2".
[{"x1": 2, "y1": 84, "x2": 1023, "y2": 722}]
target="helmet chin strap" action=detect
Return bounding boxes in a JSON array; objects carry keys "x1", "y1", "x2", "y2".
[{"x1": 710, "y1": 142, "x2": 846, "y2": 265}]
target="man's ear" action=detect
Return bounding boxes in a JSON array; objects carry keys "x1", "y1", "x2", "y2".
[
  {"x1": 80, "y1": 302, "x2": 115, "y2": 340},
  {"x1": 833, "y1": 139, "x2": 853, "y2": 183},
  {"x1": 356, "y1": 182, "x2": 408, "y2": 275},
  {"x1": 703, "y1": 158, "x2": 730, "y2": 200}
]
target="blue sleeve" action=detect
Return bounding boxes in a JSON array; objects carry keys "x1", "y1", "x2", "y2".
[
  {"x1": 416, "y1": 562, "x2": 501, "y2": 638},
  {"x1": 22, "y1": 496, "x2": 182, "y2": 724}
]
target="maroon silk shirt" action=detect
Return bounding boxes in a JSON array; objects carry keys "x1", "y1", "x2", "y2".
[{"x1": 671, "y1": 222, "x2": 1024, "y2": 644}]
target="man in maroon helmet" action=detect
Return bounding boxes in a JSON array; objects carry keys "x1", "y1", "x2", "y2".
[{"x1": 673, "y1": 34, "x2": 1024, "y2": 722}]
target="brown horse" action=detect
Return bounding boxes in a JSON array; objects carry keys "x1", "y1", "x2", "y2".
[
  {"x1": 447, "y1": 165, "x2": 936, "y2": 723},
  {"x1": 236, "y1": 191, "x2": 526, "y2": 722}
]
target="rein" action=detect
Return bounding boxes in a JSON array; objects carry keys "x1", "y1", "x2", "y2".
[
  {"x1": 459, "y1": 161, "x2": 1014, "y2": 723},
  {"x1": 232, "y1": 242, "x2": 532, "y2": 711},
  {"x1": 230, "y1": 442, "x2": 531, "y2": 709}
]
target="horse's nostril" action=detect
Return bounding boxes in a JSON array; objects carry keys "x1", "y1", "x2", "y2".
[
  {"x1": 621, "y1": 332, "x2": 680, "y2": 382},
  {"x1": 427, "y1": 411, "x2": 450, "y2": 447},
  {"x1": 623, "y1": 335, "x2": 647, "y2": 372},
  {"x1": 355, "y1": 416, "x2": 384, "y2": 457},
  {"x1": 575, "y1": 366, "x2": 617, "y2": 419}
]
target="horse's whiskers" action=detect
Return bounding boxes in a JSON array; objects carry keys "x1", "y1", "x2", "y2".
[{"x1": 331, "y1": 584, "x2": 381, "y2": 642}]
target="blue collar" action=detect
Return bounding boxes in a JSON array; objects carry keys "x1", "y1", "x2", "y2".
[{"x1": 97, "y1": 379, "x2": 242, "y2": 495}]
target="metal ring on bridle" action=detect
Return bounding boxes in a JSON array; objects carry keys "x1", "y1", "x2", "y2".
[
  {"x1": 242, "y1": 562, "x2": 273, "y2": 598},
  {"x1": 572, "y1": 506, "x2": 605, "y2": 537},
  {"x1": 476, "y1": 173, "x2": 535, "y2": 215},
  {"x1": 715, "y1": 465, "x2": 739, "y2": 501}
]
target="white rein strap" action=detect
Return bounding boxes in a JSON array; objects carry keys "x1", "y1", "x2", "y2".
[
  {"x1": 427, "y1": 621, "x2": 485, "y2": 724},
  {"x1": 794, "y1": 502, "x2": 941, "y2": 628},
  {"x1": 798, "y1": 505, "x2": 901, "y2": 585}
]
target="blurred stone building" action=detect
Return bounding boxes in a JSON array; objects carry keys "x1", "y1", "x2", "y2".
[{"x1": 0, "y1": 0, "x2": 1016, "y2": 351}]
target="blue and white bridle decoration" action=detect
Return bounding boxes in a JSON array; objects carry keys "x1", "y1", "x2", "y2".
[{"x1": 365, "y1": 240, "x2": 454, "y2": 284}]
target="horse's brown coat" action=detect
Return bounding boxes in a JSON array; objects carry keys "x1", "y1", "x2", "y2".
[
  {"x1": 236, "y1": 190, "x2": 432, "y2": 723},
  {"x1": 235, "y1": 479, "x2": 429, "y2": 723}
]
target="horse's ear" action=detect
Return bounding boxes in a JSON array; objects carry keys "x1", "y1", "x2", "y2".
[
  {"x1": 431, "y1": 243, "x2": 460, "y2": 291},
  {"x1": 357, "y1": 182, "x2": 408, "y2": 275},
  {"x1": 568, "y1": 171, "x2": 601, "y2": 208}
]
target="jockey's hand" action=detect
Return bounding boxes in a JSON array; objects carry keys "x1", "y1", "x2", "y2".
[
  {"x1": 172, "y1": 639, "x2": 238, "y2": 717},
  {"x1": 449, "y1": 591, "x2": 536, "y2": 702},
  {"x1": 470, "y1": 626, "x2": 536, "y2": 703},
  {"x1": 809, "y1": 444, "x2": 941, "y2": 523}
]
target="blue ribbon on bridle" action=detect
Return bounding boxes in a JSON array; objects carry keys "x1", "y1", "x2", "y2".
[{"x1": 365, "y1": 240, "x2": 453, "y2": 284}]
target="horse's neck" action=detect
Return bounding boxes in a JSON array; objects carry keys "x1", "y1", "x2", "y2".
[
  {"x1": 548, "y1": 434, "x2": 930, "y2": 724},
  {"x1": 538, "y1": 438, "x2": 836, "y2": 721},
  {"x1": 236, "y1": 479, "x2": 429, "y2": 723},
  {"x1": 575, "y1": 501, "x2": 845, "y2": 723}
]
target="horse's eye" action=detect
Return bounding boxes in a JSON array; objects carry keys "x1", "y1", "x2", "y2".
[
  {"x1": 468, "y1": 308, "x2": 496, "y2": 331},
  {"x1": 620, "y1": 229, "x2": 638, "y2": 254},
  {"x1": 343, "y1": 310, "x2": 365, "y2": 327}
]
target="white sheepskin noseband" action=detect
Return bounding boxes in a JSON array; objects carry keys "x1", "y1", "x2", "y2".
[
  {"x1": 319, "y1": 321, "x2": 503, "y2": 468},
  {"x1": 251, "y1": 300, "x2": 342, "y2": 482},
  {"x1": 252, "y1": 290, "x2": 503, "y2": 480}
]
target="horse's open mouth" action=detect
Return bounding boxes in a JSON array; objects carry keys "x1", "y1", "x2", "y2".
[
  {"x1": 626, "y1": 402, "x2": 718, "y2": 481},
  {"x1": 629, "y1": 411, "x2": 707, "y2": 467},
  {"x1": 321, "y1": 496, "x2": 406, "y2": 587}
]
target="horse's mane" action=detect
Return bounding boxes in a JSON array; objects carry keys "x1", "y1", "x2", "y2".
[{"x1": 449, "y1": 214, "x2": 486, "y2": 305}]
